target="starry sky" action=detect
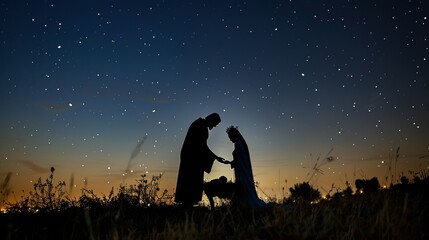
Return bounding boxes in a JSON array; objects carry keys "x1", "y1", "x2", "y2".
[{"x1": 1, "y1": 0, "x2": 428, "y2": 201}]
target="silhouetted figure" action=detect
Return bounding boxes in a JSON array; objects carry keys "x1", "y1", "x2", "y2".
[
  {"x1": 226, "y1": 126, "x2": 267, "y2": 208},
  {"x1": 203, "y1": 176, "x2": 237, "y2": 210},
  {"x1": 175, "y1": 113, "x2": 225, "y2": 207}
]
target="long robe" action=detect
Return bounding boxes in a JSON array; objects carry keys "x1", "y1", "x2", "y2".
[
  {"x1": 175, "y1": 118, "x2": 217, "y2": 205},
  {"x1": 231, "y1": 139, "x2": 267, "y2": 208}
]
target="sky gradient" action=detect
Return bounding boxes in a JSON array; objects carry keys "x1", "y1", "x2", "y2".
[{"x1": 1, "y1": 0, "x2": 428, "y2": 201}]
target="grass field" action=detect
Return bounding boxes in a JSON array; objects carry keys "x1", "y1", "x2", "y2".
[{"x1": 1, "y1": 169, "x2": 428, "y2": 239}]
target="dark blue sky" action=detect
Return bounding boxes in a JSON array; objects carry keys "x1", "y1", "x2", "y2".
[{"x1": 1, "y1": 0, "x2": 428, "y2": 198}]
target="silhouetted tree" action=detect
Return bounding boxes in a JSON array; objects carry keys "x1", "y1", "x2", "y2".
[
  {"x1": 342, "y1": 186, "x2": 353, "y2": 197},
  {"x1": 400, "y1": 176, "x2": 409, "y2": 185},
  {"x1": 289, "y1": 182, "x2": 321, "y2": 204},
  {"x1": 355, "y1": 177, "x2": 380, "y2": 194}
]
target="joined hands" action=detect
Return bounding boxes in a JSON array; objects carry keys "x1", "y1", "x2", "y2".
[{"x1": 217, "y1": 157, "x2": 232, "y2": 164}]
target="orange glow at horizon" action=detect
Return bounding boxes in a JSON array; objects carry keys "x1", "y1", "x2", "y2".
[{"x1": 2, "y1": 148, "x2": 427, "y2": 206}]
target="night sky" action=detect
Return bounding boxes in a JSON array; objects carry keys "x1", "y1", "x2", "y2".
[{"x1": 1, "y1": 0, "x2": 428, "y2": 201}]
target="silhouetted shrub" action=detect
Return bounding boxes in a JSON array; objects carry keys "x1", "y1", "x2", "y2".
[
  {"x1": 355, "y1": 177, "x2": 380, "y2": 194},
  {"x1": 288, "y1": 181, "x2": 321, "y2": 204},
  {"x1": 400, "y1": 176, "x2": 409, "y2": 185},
  {"x1": 6, "y1": 169, "x2": 168, "y2": 213},
  {"x1": 7, "y1": 167, "x2": 72, "y2": 212}
]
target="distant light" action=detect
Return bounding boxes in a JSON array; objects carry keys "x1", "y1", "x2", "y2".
[
  {"x1": 68, "y1": 103, "x2": 73, "y2": 107},
  {"x1": 57, "y1": 45, "x2": 61, "y2": 49}
]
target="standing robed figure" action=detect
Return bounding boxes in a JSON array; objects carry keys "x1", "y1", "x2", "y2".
[
  {"x1": 226, "y1": 126, "x2": 267, "y2": 208},
  {"x1": 175, "y1": 113, "x2": 225, "y2": 206}
]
